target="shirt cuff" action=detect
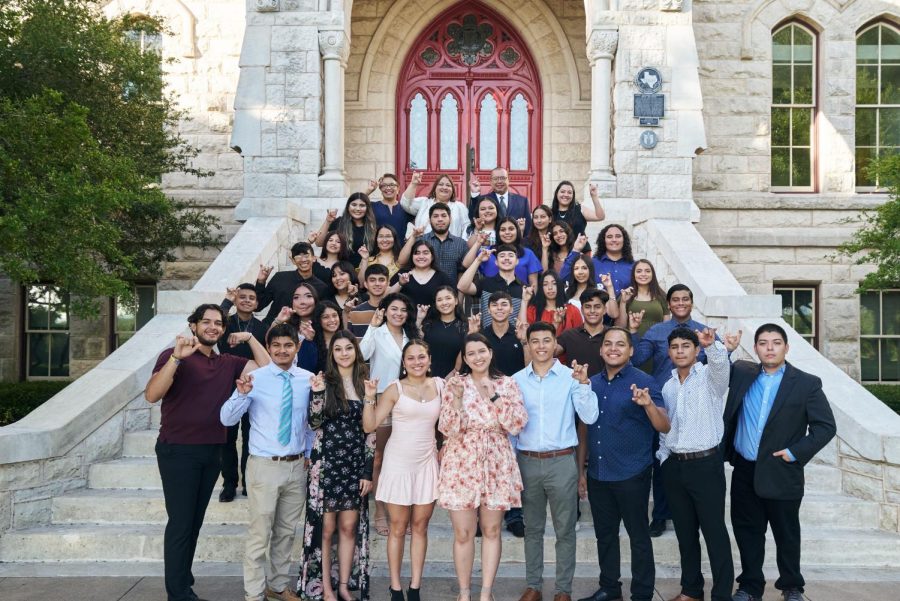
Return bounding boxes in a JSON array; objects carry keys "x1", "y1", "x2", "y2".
[{"x1": 785, "y1": 449, "x2": 796, "y2": 462}]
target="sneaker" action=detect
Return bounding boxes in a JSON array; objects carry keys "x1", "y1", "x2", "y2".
[
  {"x1": 782, "y1": 590, "x2": 804, "y2": 601},
  {"x1": 731, "y1": 591, "x2": 760, "y2": 601},
  {"x1": 266, "y1": 586, "x2": 301, "y2": 601}
]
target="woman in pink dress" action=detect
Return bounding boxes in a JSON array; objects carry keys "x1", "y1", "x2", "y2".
[
  {"x1": 438, "y1": 333, "x2": 529, "y2": 601},
  {"x1": 362, "y1": 339, "x2": 442, "y2": 601}
]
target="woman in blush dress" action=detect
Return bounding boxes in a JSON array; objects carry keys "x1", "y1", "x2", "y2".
[
  {"x1": 438, "y1": 333, "x2": 529, "y2": 601},
  {"x1": 362, "y1": 340, "x2": 443, "y2": 601}
]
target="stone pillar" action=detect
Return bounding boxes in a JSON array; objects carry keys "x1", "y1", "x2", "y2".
[
  {"x1": 587, "y1": 28, "x2": 618, "y2": 183},
  {"x1": 318, "y1": 30, "x2": 349, "y2": 197}
]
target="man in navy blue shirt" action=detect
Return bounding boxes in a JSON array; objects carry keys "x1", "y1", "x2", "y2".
[{"x1": 578, "y1": 327, "x2": 669, "y2": 601}]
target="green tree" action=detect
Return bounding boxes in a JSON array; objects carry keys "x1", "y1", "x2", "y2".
[
  {"x1": 838, "y1": 155, "x2": 900, "y2": 291},
  {"x1": 0, "y1": 0, "x2": 219, "y2": 315}
]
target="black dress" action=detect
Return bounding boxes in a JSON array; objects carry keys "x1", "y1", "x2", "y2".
[
  {"x1": 422, "y1": 318, "x2": 467, "y2": 378},
  {"x1": 399, "y1": 270, "x2": 452, "y2": 307},
  {"x1": 554, "y1": 205, "x2": 592, "y2": 253},
  {"x1": 328, "y1": 220, "x2": 368, "y2": 268}
]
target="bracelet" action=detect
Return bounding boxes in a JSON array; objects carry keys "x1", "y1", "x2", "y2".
[
  {"x1": 272, "y1": 319, "x2": 282, "y2": 326},
  {"x1": 363, "y1": 397, "x2": 376, "y2": 405},
  {"x1": 169, "y1": 355, "x2": 182, "y2": 365}
]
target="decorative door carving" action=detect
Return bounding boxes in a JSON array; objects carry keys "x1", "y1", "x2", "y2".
[{"x1": 396, "y1": 1, "x2": 542, "y2": 207}]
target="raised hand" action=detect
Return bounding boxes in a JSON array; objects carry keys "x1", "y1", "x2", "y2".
[
  {"x1": 275, "y1": 306, "x2": 294, "y2": 324},
  {"x1": 481, "y1": 378, "x2": 497, "y2": 401},
  {"x1": 417, "y1": 304, "x2": 430, "y2": 322},
  {"x1": 228, "y1": 332, "x2": 251, "y2": 347},
  {"x1": 370, "y1": 308, "x2": 385, "y2": 328},
  {"x1": 573, "y1": 233, "x2": 588, "y2": 252},
  {"x1": 474, "y1": 217, "x2": 485, "y2": 231},
  {"x1": 310, "y1": 371, "x2": 325, "y2": 392},
  {"x1": 724, "y1": 329, "x2": 743, "y2": 352},
  {"x1": 467, "y1": 314, "x2": 481, "y2": 334},
  {"x1": 571, "y1": 360, "x2": 589, "y2": 385},
  {"x1": 696, "y1": 327, "x2": 717, "y2": 348},
  {"x1": 357, "y1": 246, "x2": 370, "y2": 260},
  {"x1": 469, "y1": 176, "x2": 480, "y2": 195},
  {"x1": 478, "y1": 231, "x2": 491, "y2": 246},
  {"x1": 412, "y1": 225, "x2": 426, "y2": 238},
  {"x1": 515, "y1": 317, "x2": 528, "y2": 342},
  {"x1": 367, "y1": 179, "x2": 378, "y2": 194},
  {"x1": 521, "y1": 285, "x2": 534, "y2": 304},
  {"x1": 225, "y1": 287, "x2": 238, "y2": 303},
  {"x1": 589, "y1": 183, "x2": 600, "y2": 199},
  {"x1": 326, "y1": 208, "x2": 338, "y2": 223},
  {"x1": 398, "y1": 272, "x2": 411, "y2": 285},
  {"x1": 540, "y1": 232, "x2": 551, "y2": 249},
  {"x1": 235, "y1": 373, "x2": 254, "y2": 395},
  {"x1": 299, "y1": 320, "x2": 315, "y2": 341},
  {"x1": 619, "y1": 286, "x2": 635, "y2": 304},
  {"x1": 600, "y1": 273, "x2": 613, "y2": 290},
  {"x1": 447, "y1": 374, "x2": 465, "y2": 409},
  {"x1": 631, "y1": 383, "x2": 652, "y2": 407},
  {"x1": 364, "y1": 378, "x2": 379, "y2": 399},
  {"x1": 174, "y1": 334, "x2": 201, "y2": 359},
  {"x1": 553, "y1": 306, "x2": 567, "y2": 326},
  {"x1": 257, "y1": 263, "x2": 274, "y2": 283},
  {"x1": 344, "y1": 297, "x2": 359, "y2": 311},
  {"x1": 477, "y1": 247, "x2": 493, "y2": 263},
  {"x1": 306, "y1": 231, "x2": 318, "y2": 245},
  {"x1": 411, "y1": 171, "x2": 423, "y2": 186},
  {"x1": 627, "y1": 310, "x2": 645, "y2": 332},
  {"x1": 347, "y1": 283, "x2": 359, "y2": 298},
  {"x1": 516, "y1": 217, "x2": 527, "y2": 232}
]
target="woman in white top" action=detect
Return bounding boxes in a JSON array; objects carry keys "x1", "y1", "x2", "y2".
[
  {"x1": 400, "y1": 172, "x2": 470, "y2": 239},
  {"x1": 359, "y1": 292, "x2": 420, "y2": 536}
]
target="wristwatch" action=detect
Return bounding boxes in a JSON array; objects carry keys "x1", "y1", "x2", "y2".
[{"x1": 489, "y1": 393, "x2": 499, "y2": 402}]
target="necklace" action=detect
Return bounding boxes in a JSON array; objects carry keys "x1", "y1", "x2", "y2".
[
  {"x1": 234, "y1": 316, "x2": 251, "y2": 333},
  {"x1": 403, "y1": 379, "x2": 432, "y2": 403}
]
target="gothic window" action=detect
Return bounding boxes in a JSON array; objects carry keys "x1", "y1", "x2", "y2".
[
  {"x1": 771, "y1": 23, "x2": 816, "y2": 191},
  {"x1": 855, "y1": 23, "x2": 900, "y2": 189},
  {"x1": 509, "y1": 93, "x2": 529, "y2": 170},
  {"x1": 479, "y1": 93, "x2": 498, "y2": 170},
  {"x1": 409, "y1": 93, "x2": 428, "y2": 170},
  {"x1": 440, "y1": 93, "x2": 460, "y2": 170},
  {"x1": 124, "y1": 17, "x2": 162, "y2": 55}
]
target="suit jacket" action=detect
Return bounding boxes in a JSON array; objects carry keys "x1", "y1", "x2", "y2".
[
  {"x1": 722, "y1": 360, "x2": 836, "y2": 501},
  {"x1": 471, "y1": 191, "x2": 533, "y2": 235}
]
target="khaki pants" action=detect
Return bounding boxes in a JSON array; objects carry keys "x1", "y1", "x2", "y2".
[{"x1": 244, "y1": 455, "x2": 307, "y2": 601}]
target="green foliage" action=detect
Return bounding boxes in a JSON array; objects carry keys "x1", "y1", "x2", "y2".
[
  {"x1": 0, "y1": 0, "x2": 220, "y2": 316},
  {"x1": 864, "y1": 384, "x2": 900, "y2": 416},
  {"x1": 837, "y1": 155, "x2": 900, "y2": 291},
  {"x1": 0, "y1": 380, "x2": 71, "y2": 427}
]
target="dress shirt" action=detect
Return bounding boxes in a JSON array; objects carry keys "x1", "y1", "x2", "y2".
[
  {"x1": 220, "y1": 362, "x2": 313, "y2": 457},
  {"x1": 422, "y1": 231, "x2": 468, "y2": 285},
  {"x1": 513, "y1": 360, "x2": 599, "y2": 452},
  {"x1": 591, "y1": 255, "x2": 634, "y2": 296},
  {"x1": 401, "y1": 196, "x2": 471, "y2": 239},
  {"x1": 359, "y1": 324, "x2": 408, "y2": 393},
  {"x1": 658, "y1": 342, "x2": 730, "y2": 463},
  {"x1": 631, "y1": 318, "x2": 714, "y2": 386},
  {"x1": 586, "y1": 364, "x2": 664, "y2": 482},
  {"x1": 735, "y1": 363, "x2": 789, "y2": 461}
]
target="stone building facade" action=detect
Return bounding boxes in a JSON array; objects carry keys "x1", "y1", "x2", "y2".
[{"x1": 0, "y1": 0, "x2": 897, "y2": 385}]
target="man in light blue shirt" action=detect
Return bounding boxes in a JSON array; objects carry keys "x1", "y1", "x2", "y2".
[
  {"x1": 221, "y1": 323, "x2": 312, "y2": 601},
  {"x1": 513, "y1": 321, "x2": 599, "y2": 601}
]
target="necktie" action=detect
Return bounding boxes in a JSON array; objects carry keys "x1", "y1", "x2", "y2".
[
  {"x1": 278, "y1": 372, "x2": 293, "y2": 446},
  {"x1": 499, "y1": 194, "x2": 507, "y2": 213}
]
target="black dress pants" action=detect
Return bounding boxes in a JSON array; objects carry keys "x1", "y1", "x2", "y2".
[
  {"x1": 730, "y1": 455, "x2": 804, "y2": 597},
  {"x1": 156, "y1": 441, "x2": 222, "y2": 601},
  {"x1": 586, "y1": 468, "x2": 655, "y2": 601},
  {"x1": 661, "y1": 452, "x2": 734, "y2": 601},
  {"x1": 221, "y1": 413, "x2": 250, "y2": 491}
]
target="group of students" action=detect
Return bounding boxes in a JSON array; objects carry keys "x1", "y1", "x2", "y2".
[{"x1": 146, "y1": 169, "x2": 837, "y2": 601}]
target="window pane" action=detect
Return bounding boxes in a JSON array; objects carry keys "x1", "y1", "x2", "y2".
[
  {"x1": 792, "y1": 148, "x2": 811, "y2": 187},
  {"x1": 117, "y1": 332, "x2": 134, "y2": 347},
  {"x1": 479, "y1": 93, "x2": 498, "y2": 170},
  {"x1": 856, "y1": 147, "x2": 875, "y2": 186},
  {"x1": 856, "y1": 66, "x2": 879, "y2": 104},
  {"x1": 857, "y1": 108, "x2": 877, "y2": 146},
  {"x1": 884, "y1": 291, "x2": 900, "y2": 335},
  {"x1": 792, "y1": 108, "x2": 811, "y2": 145},
  {"x1": 28, "y1": 301, "x2": 49, "y2": 330},
  {"x1": 29, "y1": 333, "x2": 50, "y2": 378},
  {"x1": 136, "y1": 287, "x2": 156, "y2": 329},
  {"x1": 116, "y1": 304, "x2": 136, "y2": 334},
  {"x1": 881, "y1": 338, "x2": 899, "y2": 382},
  {"x1": 772, "y1": 65, "x2": 792, "y2": 104},
  {"x1": 882, "y1": 26, "x2": 900, "y2": 61},
  {"x1": 509, "y1": 94, "x2": 528, "y2": 170},
  {"x1": 794, "y1": 65, "x2": 813, "y2": 104},
  {"x1": 777, "y1": 289, "x2": 794, "y2": 324},
  {"x1": 794, "y1": 289, "x2": 814, "y2": 335},
  {"x1": 860, "y1": 338, "x2": 879, "y2": 381},
  {"x1": 439, "y1": 94, "x2": 459, "y2": 170},
  {"x1": 880, "y1": 108, "x2": 900, "y2": 148},
  {"x1": 773, "y1": 27, "x2": 792, "y2": 62},
  {"x1": 771, "y1": 147, "x2": 790, "y2": 187},
  {"x1": 50, "y1": 304, "x2": 68, "y2": 331},
  {"x1": 408, "y1": 93, "x2": 427, "y2": 170},
  {"x1": 882, "y1": 65, "x2": 900, "y2": 104},
  {"x1": 857, "y1": 27, "x2": 880, "y2": 64},
  {"x1": 860, "y1": 291, "x2": 880, "y2": 335},
  {"x1": 793, "y1": 27, "x2": 813, "y2": 62},
  {"x1": 771, "y1": 108, "x2": 790, "y2": 145},
  {"x1": 49, "y1": 333, "x2": 69, "y2": 377}
]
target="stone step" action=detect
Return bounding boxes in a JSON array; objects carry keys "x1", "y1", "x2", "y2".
[
  {"x1": 122, "y1": 429, "x2": 159, "y2": 457},
  {"x1": 2, "y1": 522, "x2": 898, "y2": 567},
  {"x1": 51, "y1": 488, "x2": 880, "y2": 530}
]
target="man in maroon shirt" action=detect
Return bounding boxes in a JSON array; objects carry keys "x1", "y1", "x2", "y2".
[{"x1": 146, "y1": 304, "x2": 265, "y2": 601}]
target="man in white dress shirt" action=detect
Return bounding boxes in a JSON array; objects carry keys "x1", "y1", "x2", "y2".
[
  {"x1": 221, "y1": 323, "x2": 313, "y2": 601},
  {"x1": 658, "y1": 326, "x2": 740, "y2": 601}
]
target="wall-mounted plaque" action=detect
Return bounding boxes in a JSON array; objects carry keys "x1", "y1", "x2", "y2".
[
  {"x1": 635, "y1": 67, "x2": 662, "y2": 94},
  {"x1": 640, "y1": 130, "x2": 658, "y2": 149},
  {"x1": 633, "y1": 94, "x2": 664, "y2": 126}
]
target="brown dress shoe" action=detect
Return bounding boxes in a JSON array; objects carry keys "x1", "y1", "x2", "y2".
[
  {"x1": 518, "y1": 588, "x2": 543, "y2": 601},
  {"x1": 266, "y1": 587, "x2": 301, "y2": 601},
  {"x1": 553, "y1": 594, "x2": 572, "y2": 601},
  {"x1": 666, "y1": 595, "x2": 702, "y2": 601}
]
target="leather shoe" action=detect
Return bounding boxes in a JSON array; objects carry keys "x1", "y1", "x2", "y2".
[
  {"x1": 782, "y1": 590, "x2": 803, "y2": 601},
  {"x1": 731, "y1": 591, "x2": 760, "y2": 601},
  {"x1": 649, "y1": 518, "x2": 666, "y2": 537},
  {"x1": 507, "y1": 521, "x2": 525, "y2": 537},
  {"x1": 575, "y1": 589, "x2": 621, "y2": 601},
  {"x1": 552, "y1": 594, "x2": 571, "y2": 601},
  {"x1": 667, "y1": 595, "x2": 702, "y2": 601},
  {"x1": 266, "y1": 586, "x2": 301, "y2": 601},
  {"x1": 219, "y1": 488, "x2": 236, "y2": 503},
  {"x1": 519, "y1": 588, "x2": 542, "y2": 601}
]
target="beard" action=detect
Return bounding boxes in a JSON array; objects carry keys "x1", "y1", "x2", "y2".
[{"x1": 195, "y1": 332, "x2": 222, "y2": 347}]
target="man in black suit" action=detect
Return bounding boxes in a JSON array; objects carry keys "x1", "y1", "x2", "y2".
[
  {"x1": 723, "y1": 323, "x2": 836, "y2": 601},
  {"x1": 469, "y1": 167, "x2": 533, "y2": 235}
]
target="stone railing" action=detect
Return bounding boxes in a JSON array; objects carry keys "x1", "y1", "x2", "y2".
[
  {"x1": 0, "y1": 213, "x2": 307, "y2": 533},
  {"x1": 631, "y1": 212, "x2": 900, "y2": 533}
]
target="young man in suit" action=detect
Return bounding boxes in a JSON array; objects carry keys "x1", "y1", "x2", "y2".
[
  {"x1": 724, "y1": 323, "x2": 836, "y2": 601},
  {"x1": 469, "y1": 167, "x2": 533, "y2": 235}
]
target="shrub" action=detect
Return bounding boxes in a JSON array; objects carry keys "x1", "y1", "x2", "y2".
[
  {"x1": 0, "y1": 381, "x2": 71, "y2": 426},
  {"x1": 865, "y1": 384, "x2": 900, "y2": 416}
]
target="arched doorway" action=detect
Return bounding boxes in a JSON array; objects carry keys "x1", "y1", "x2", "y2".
[{"x1": 396, "y1": 0, "x2": 542, "y2": 206}]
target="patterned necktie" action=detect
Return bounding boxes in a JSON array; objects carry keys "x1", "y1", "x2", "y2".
[
  {"x1": 278, "y1": 372, "x2": 292, "y2": 446},
  {"x1": 499, "y1": 194, "x2": 507, "y2": 212}
]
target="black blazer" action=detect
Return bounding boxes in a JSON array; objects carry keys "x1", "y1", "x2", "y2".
[{"x1": 723, "y1": 360, "x2": 836, "y2": 501}]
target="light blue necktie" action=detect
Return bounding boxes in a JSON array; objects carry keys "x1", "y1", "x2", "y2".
[{"x1": 278, "y1": 372, "x2": 293, "y2": 446}]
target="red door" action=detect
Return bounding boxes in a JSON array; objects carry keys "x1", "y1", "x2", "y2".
[{"x1": 396, "y1": 0, "x2": 542, "y2": 207}]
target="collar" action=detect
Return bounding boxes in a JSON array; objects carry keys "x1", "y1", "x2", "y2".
[
  {"x1": 525, "y1": 359, "x2": 564, "y2": 377},
  {"x1": 758, "y1": 363, "x2": 787, "y2": 377},
  {"x1": 601, "y1": 363, "x2": 632, "y2": 381},
  {"x1": 670, "y1": 360, "x2": 703, "y2": 382},
  {"x1": 598, "y1": 254, "x2": 625, "y2": 263},
  {"x1": 578, "y1": 326, "x2": 605, "y2": 338},
  {"x1": 268, "y1": 361, "x2": 300, "y2": 377}
]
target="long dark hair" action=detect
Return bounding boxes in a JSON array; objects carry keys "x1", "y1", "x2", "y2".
[
  {"x1": 287, "y1": 282, "x2": 319, "y2": 327},
  {"x1": 407, "y1": 239, "x2": 440, "y2": 272},
  {"x1": 526, "y1": 205, "x2": 553, "y2": 253},
  {"x1": 398, "y1": 339, "x2": 432, "y2": 379},
  {"x1": 531, "y1": 270, "x2": 568, "y2": 318},
  {"x1": 313, "y1": 300, "x2": 344, "y2": 370},
  {"x1": 468, "y1": 196, "x2": 501, "y2": 237},
  {"x1": 628, "y1": 259, "x2": 666, "y2": 306},
  {"x1": 422, "y1": 285, "x2": 466, "y2": 331},
  {"x1": 565, "y1": 254, "x2": 596, "y2": 297},
  {"x1": 596, "y1": 223, "x2": 634, "y2": 263},
  {"x1": 371, "y1": 224, "x2": 402, "y2": 260},
  {"x1": 319, "y1": 230, "x2": 352, "y2": 261},
  {"x1": 459, "y1": 333, "x2": 504, "y2": 379},
  {"x1": 378, "y1": 293, "x2": 420, "y2": 340},
  {"x1": 330, "y1": 260, "x2": 359, "y2": 294},
  {"x1": 336, "y1": 192, "x2": 377, "y2": 252},
  {"x1": 496, "y1": 217, "x2": 525, "y2": 257},
  {"x1": 551, "y1": 180, "x2": 581, "y2": 214},
  {"x1": 549, "y1": 220, "x2": 575, "y2": 256},
  {"x1": 322, "y1": 330, "x2": 368, "y2": 417},
  {"x1": 427, "y1": 174, "x2": 457, "y2": 203}
]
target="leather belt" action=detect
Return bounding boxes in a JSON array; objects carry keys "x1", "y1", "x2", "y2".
[
  {"x1": 519, "y1": 448, "x2": 574, "y2": 459},
  {"x1": 270, "y1": 454, "x2": 302, "y2": 462},
  {"x1": 671, "y1": 447, "x2": 718, "y2": 461}
]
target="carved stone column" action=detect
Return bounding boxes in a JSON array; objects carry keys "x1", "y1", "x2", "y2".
[
  {"x1": 318, "y1": 30, "x2": 349, "y2": 189},
  {"x1": 587, "y1": 28, "x2": 618, "y2": 182}
]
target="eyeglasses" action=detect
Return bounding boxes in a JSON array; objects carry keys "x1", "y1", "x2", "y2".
[
  {"x1": 490, "y1": 176, "x2": 508, "y2": 181},
  {"x1": 380, "y1": 183, "x2": 398, "y2": 188}
]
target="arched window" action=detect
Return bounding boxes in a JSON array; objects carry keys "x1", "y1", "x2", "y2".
[
  {"x1": 771, "y1": 22, "x2": 816, "y2": 191},
  {"x1": 123, "y1": 16, "x2": 162, "y2": 55},
  {"x1": 856, "y1": 22, "x2": 900, "y2": 189}
]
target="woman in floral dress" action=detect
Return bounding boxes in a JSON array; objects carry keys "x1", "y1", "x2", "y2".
[
  {"x1": 438, "y1": 333, "x2": 529, "y2": 601},
  {"x1": 298, "y1": 330, "x2": 376, "y2": 601}
]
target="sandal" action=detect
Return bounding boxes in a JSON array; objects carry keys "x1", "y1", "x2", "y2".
[
  {"x1": 374, "y1": 515, "x2": 389, "y2": 536},
  {"x1": 338, "y1": 582, "x2": 358, "y2": 601}
]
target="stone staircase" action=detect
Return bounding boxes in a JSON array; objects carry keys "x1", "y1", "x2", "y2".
[{"x1": 2, "y1": 405, "x2": 898, "y2": 573}]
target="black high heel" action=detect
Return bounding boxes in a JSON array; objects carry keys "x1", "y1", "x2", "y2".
[
  {"x1": 390, "y1": 587, "x2": 406, "y2": 601},
  {"x1": 407, "y1": 587, "x2": 420, "y2": 601}
]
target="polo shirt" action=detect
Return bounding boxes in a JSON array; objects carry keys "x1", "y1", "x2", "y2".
[
  {"x1": 475, "y1": 273, "x2": 524, "y2": 328},
  {"x1": 154, "y1": 348, "x2": 248, "y2": 445},
  {"x1": 481, "y1": 325, "x2": 525, "y2": 377},
  {"x1": 557, "y1": 326, "x2": 606, "y2": 377},
  {"x1": 372, "y1": 200, "x2": 412, "y2": 238},
  {"x1": 480, "y1": 247, "x2": 542, "y2": 284}
]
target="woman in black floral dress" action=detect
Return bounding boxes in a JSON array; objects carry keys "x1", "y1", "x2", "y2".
[{"x1": 299, "y1": 330, "x2": 376, "y2": 601}]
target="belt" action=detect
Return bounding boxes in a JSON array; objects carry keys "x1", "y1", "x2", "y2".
[
  {"x1": 269, "y1": 454, "x2": 302, "y2": 462},
  {"x1": 671, "y1": 447, "x2": 718, "y2": 461},
  {"x1": 519, "y1": 448, "x2": 574, "y2": 459}
]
